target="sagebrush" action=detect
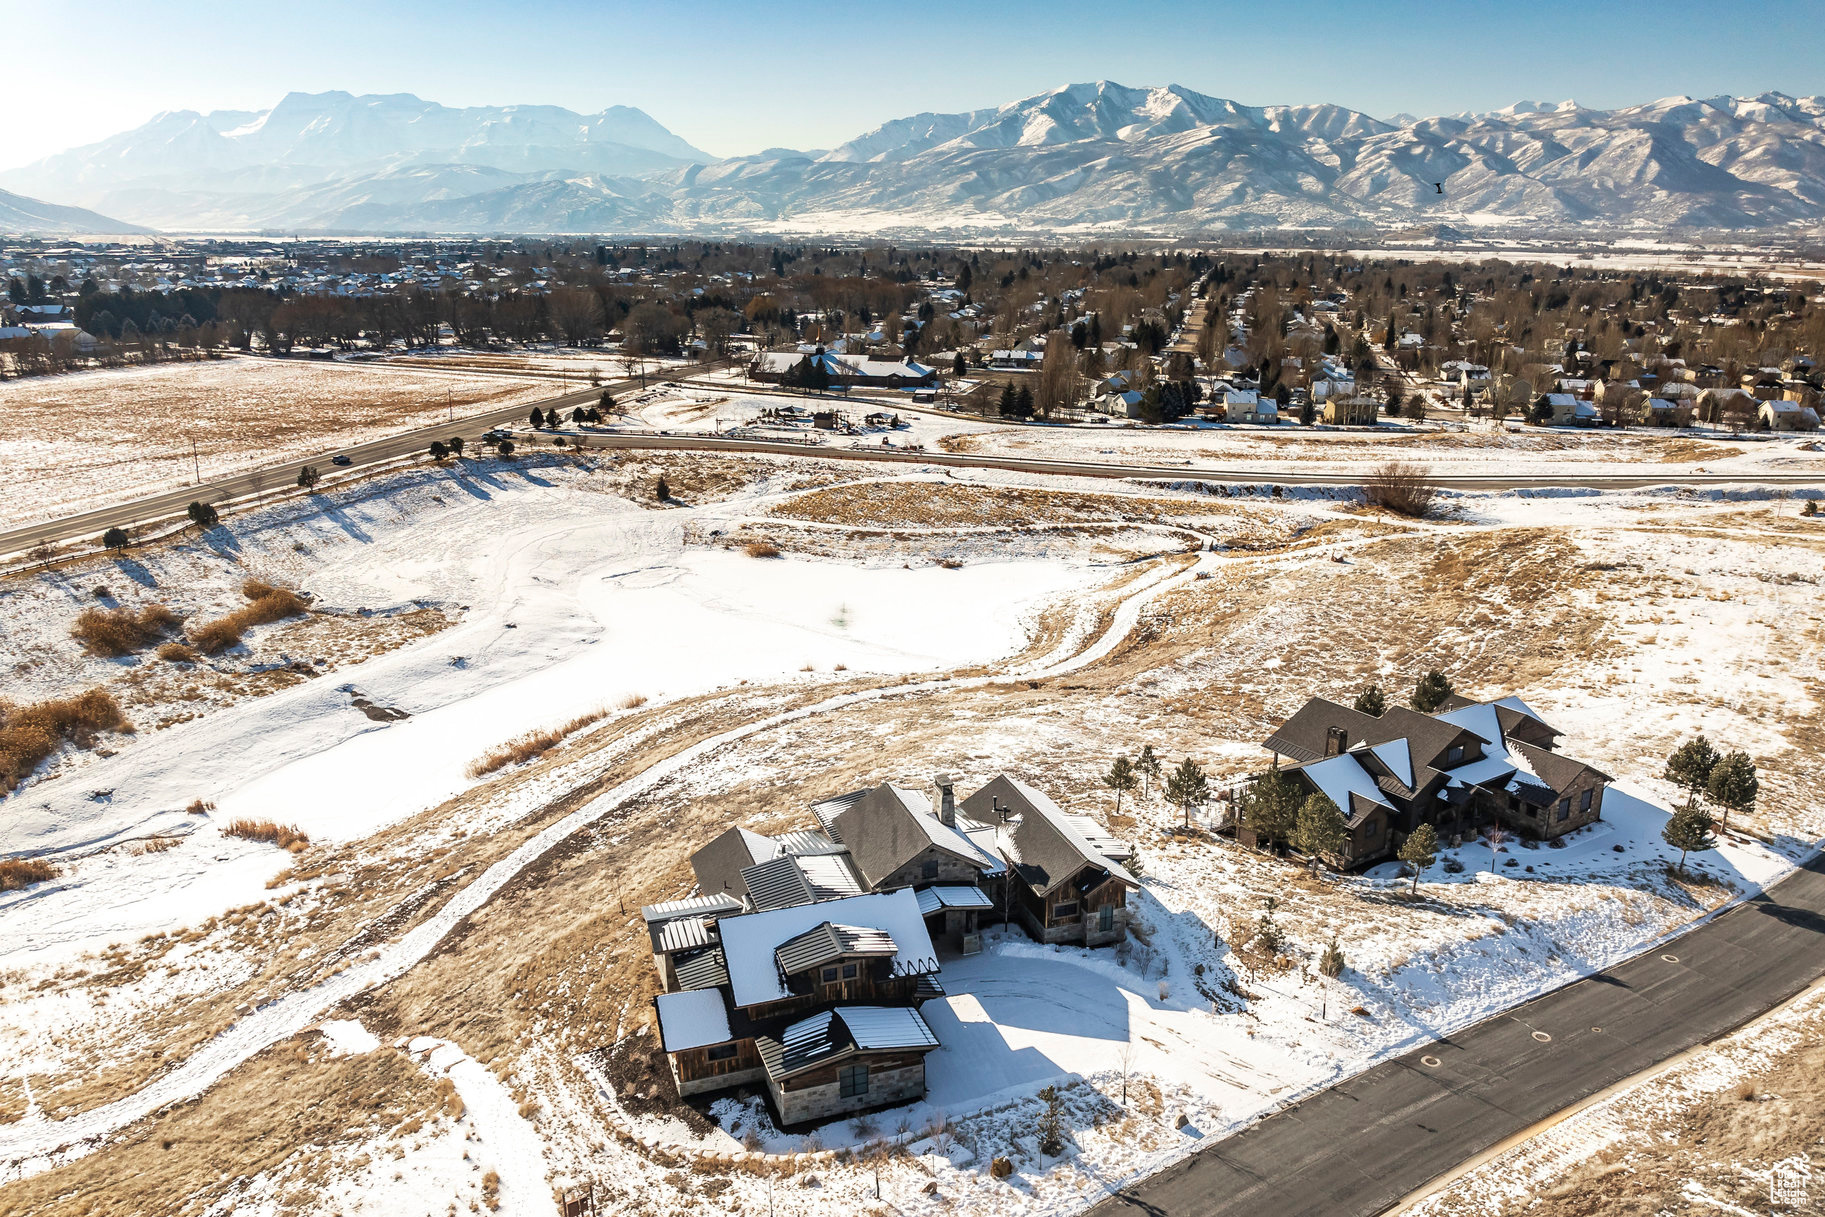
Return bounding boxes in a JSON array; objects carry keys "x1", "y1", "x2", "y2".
[
  {"x1": 69, "y1": 603, "x2": 182, "y2": 656},
  {"x1": 465, "y1": 710, "x2": 606, "y2": 778},
  {"x1": 0, "y1": 689, "x2": 133, "y2": 792},
  {"x1": 188, "y1": 580, "x2": 309, "y2": 654},
  {"x1": 223, "y1": 819, "x2": 311, "y2": 852}
]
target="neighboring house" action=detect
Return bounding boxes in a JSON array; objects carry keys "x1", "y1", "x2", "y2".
[
  {"x1": 1323, "y1": 396, "x2": 1380, "y2": 426},
  {"x1": 962, "y1": 775, "x2": 1138, "y2": 946},
  {"x1": 987, "y1": 349, "x2": 1043, "y2": 371},
  {"x1": 1252, "y1": 694, "x2": 1612, "y2": 869},
  {"x1": 1223, "y1": 388, "x2": 1278, "y2": 425},
  {"x1": 750, "y1": 350, "x2": 938, "y2": 389},
  {"x1": 1760, "y1": 399, "x2": 1821, "y2": 431},
  {"x1": 1545, "y1": 393, "x2": 1599, "y2": 426}
]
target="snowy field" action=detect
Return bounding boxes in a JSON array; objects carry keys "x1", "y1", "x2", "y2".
[
  {"x1": 0, "y1": 357, "x2": 553, "y2": 528},
  {"x1": 2, "y1": 447, "x2": 1821, "y2": 1217}
]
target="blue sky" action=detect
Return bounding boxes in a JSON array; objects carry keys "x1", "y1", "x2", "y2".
[{"x1": 8, "y1": 0, "x2": 1824, "y2": 166}]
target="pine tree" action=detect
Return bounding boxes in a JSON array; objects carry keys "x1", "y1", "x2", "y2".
[
  {"x1": 655, "y1": 475, "x2": 670, "y2": 501},
  {"x1": 998, "y1": 383, "x2": 1018, "y2": 417},
  {"x1": 1102, "y1": 755, "x2": 1138, "y2": 817},
  {"x1": 1319, "y1": 939, "x2": 1345, "y2": 978},
  {"x1": 186, "y1": 501, "x2": 218, "y2": 529},
  {"x1": 1293, "y1": 793, "x2": 1349, "y2": 873},
  {"x1": 1410, "y1": 669, "x2": 1454, "y2": 713},
  {"x1": 1164, "y1": 757, "x2": 1210, "y2": 830},
  {"x1": 296, "y1": 465, "x2": 320, "y2": 489},
  {"x1": 1662, "y1": 803, "x2": 1716, "y2": 876},
  {"x1": 1397, "y1": 823, "x2": 1438, "y2": 896},
  {"x1": 1135, "y1": 744, "x2": 1162, "y2": 796},
  {"x1": 1036, "y1": 1085, "x2": 1064, "y2": 1157},
  {"x1": 953, "y1": 352, "x2": 967, "y2": 377},
  {"x1": 529, "y1": 407, "x2": 545, "y2": 428},
  {"x1": 101, "y1": 526, "x2": 129, "y2": 550},
  {"x1": 1016, "y1": 384, "x2": 1036, "y2": 417},
  {"x1": 428, "y1": 440, "x2": 448, "y2": 460},
  {"x1": 1241, "y1": 768, "x2": 1303, "y2": 848},
  {"x1": 1664, "y1": 736, "x2": 1721, "y2": 812},
  {"x1": 1704, "y1": 751, "x2": 1758, "y2": 833},
  {"x1": 1352, "y1": 685, "x2": 1386, "y2": 716}
]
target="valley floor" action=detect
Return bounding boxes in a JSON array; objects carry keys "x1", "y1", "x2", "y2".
[{"x1": 1, "y1": 435, "x2": 1821, "y2": 1217}]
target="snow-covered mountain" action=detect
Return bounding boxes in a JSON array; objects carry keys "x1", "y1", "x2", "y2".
[
  {"x1": 0, "y1": 91, "x2": 708, "y2": 230},
  {"x1": 10, "y1": 82, "x2": 1825, "y2": 234},
  {"x1": 0, "y1": 188, "x2": 147, "y2": 235}
]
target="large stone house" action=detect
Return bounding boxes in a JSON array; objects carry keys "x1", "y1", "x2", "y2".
[
  {"x1": 649, "y1": 773, "x2": 1133, "y2": 1123},
  {"x1": 1252, "y1": 694, "x2": 1612, "y2": 869}
]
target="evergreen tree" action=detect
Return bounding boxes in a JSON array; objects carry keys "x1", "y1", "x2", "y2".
[
  {"x1": 1293, "y1": 793, "x2": 1349, "y2": 873},
  {"x1": 1163, "y1": 757, "x2": 1210, "y2": 830},
  {"x1": 953, "y1": 351, "x2": 968, "y2": 377},
  {"x1": 101, "y1": 526, "x2": 129, "y2": 550},
  {"x1": 1319, "y1": 939, "x2": 1345, "y2": 978},
  {"x1": 1410, "y1": 669, "x2": 1454, "y2": 713},
  {"x1": 186, "y1": 501, "x2": 218, "y2": 529},
  {"x1": 1135, "y1": 744, "x2": 1162, "y2": 797},
  {"x1": 1036, "y1": 1085, "x2": 1064, "y2": 1157},
  {"x1": 998, "y1": 383, "x2": 1018, "y2": 417},
  {"x1": 1015, "y1": 384, "x2": 1035, "y2": 417},
  {"x1": 655, "y1": 475, "x2": 670, "y2": 500},
  {"x1": 1397, "y1": 823, "x2": 1438, "y2": 896},
  {"x1": 497, "y1": 439, "x2": 515, "y2": 456},
  {"x1": 1241, "y1": 768, "x2": 1303, "y2": 848},
  {"x1": 1704, "y1": 751, "x2": 1758, "y2": 833},
  {"x1": 529, "y1": 407, "x2": 545, "y2": 428},
  {"x1": 1352, "y1": 685, "x2": 1386, "y2": 717},
  {"x1": 296, "y1": 465, "x2": 320, "y2": 489},
  {"x1": 429, "y1": 440, "x2": 448, "y2": 460},
  {"x1": 1665, "y1": 736, "x2": 1721, "y2": 812},
  {"x1": 448, "y1": 436, "x2": 465, "y2": 456},
  {"x1": 1662, "y1": 803, "x2": 1716, "y2": 876},
  {"x1": 1102, "y1": 755, "x2": 1139, "y2": 818}
]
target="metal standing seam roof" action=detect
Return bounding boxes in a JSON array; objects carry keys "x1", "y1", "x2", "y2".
[
  {"x1": 913, "y1": 885, "x2": 994, "y2": 917},
  {"x1": 774, "y1": 922, "x2": 898, "y2": 976},
  {"x1": 756, "y1": 1005, "x2": 940, "y2": 1079},
  {"x1": 718, "y1": 889, "x2": 938, "y2": 1009},
  {"x1": 739, "y1": 852, "x2": 864, "y2": 912},
  {"x1": 640, "y1": 893, "x2": 745, "y2": 923},
  {"x1": 653, "y1": 915, "x2": 715, "y2": 954},
  {"x1": 672, "y1": 948, "x2": 729, "y2": 992}
]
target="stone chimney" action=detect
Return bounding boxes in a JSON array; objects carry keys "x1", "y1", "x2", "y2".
[{"x1": 932, "y1": 773, "x2": 957, "y2": 827}]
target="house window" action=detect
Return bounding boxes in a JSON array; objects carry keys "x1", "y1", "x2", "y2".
[
  {"x1": 841, "y1": 962, "x2": 859, "y2": 980},
  {"x1": 922, "y1": 859, "x2": 939, "y2": 880},
  {"x1": 1447, "y1": 745, "x2": 1463, "y2": 765},
  {"x1": 1098, "y1": 905, "x2": 1114, "y2": 933},
  {"x1": 1364, "y1": 820, "x2": 1378, "y2": 839},
  {"x1": 1052, "y1": 901, "x2": 1079, "y2": 919},
  {"x1": 839, "y1": 1064, "x2": 869, "y2": 1098},
  {"x1": 822, "y1": 967, "x2": 838, "y2": 983},
  {"x1": 1557, "y1": 799, "x2": 1571, "y2": 822},
  {"x1": 706, "y1": 1042, "x2": 739, "y2": 1062},
  {"x1": 1580, "y1": 790, "x2": 1593, "y2": 812}
]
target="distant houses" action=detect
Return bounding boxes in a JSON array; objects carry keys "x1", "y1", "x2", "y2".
[
  {"x1": 648, "y1": 773, "x2": 1133, "y2": 1123},
  {"x1": 749, "y1": 349, "x2": 938, "y2": 390}
]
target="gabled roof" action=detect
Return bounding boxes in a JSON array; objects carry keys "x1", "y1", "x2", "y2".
[
  {"x1": 652, "y1": 915, "x2": 715, "y2": 954},
  {"x1": 756, "y1": 1006, "x2": 939, "y2": 1080},
  {"x1": 1511, "y1": 740, "x2": 1612, "y2": 792},
  {"x1": 774, "y1": 922, "x2": 898, "y2": 976},
  {"x1": 964, "y1": 774, "x2": 1137, "y2": 896},
  {"x1": 914, "y1": 885, "x2": 994, "y2": 916},
  {"x1": 690, "y1": 827, "x2": 778, "y2": 902},
  {"x1": 825, "y1": 782, "x2": 1000, "y2": 889},
  {"x1": 672, "y1": 948, "x2": 729, "y2": 992},
  {"x1": 738, "y1": 852, "x2": 864, "y2": 911},
  {"x1": 718, "y1": 888, "x2": 938, "y2": 1009}
]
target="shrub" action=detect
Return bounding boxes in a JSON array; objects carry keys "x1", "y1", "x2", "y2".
[
  {"x1": 0, "y1": 689, "x2": 133, "y2": 792},
  {"x1": 157, "y1": 641, "x2": 202, "y2": 664},
  {"x1": 223, "y1": 819, "x2": 310, "y2": 852},
  {"x1": 297, "y1": 465, "x2": 320, "y2": 489},
  {"x1": 0, "y1": 858, "x2": 60, "y2": 892},
  {"x1": 101, "y1": 526, "x2": 130, "y2": 550},
  {"x1": 186, "y1": 799, "x2": 215, "y2": 815},
  {"x1": 655, "y1": 474, "x2": 670, "y2": 500},
  {"x1": 464, "y1": 710, "x2": 606, "y2": 778},
  {"x1": 938, "y1": 557, "x2": 964, "y2": 569},
  {"x1": 1363, "y1": 461, "x2": 1438, "y2": 518},
  {"x1": 616, "y1": 693, "x2": 648, "y2": 710},
  {"x1": 744, "y1": 541, "x2": 782, "y2": 559},
  {"x1": 187, "y1": 581, "x2": 309, "y2": 654},
  {"x1": 187, "y1": 501, "x2": 219, "y2": 528},
  {"x1": 70, "y1": 603, "x2": 182, "y2": 657}
]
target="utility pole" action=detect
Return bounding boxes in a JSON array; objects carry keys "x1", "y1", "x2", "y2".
[{"x1": 192, "y1": 439, "x2": 200, "y2": 485}]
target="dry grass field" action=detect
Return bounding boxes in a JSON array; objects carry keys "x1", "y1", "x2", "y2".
[{"x1": 0, "y1": 358, "x2": 550, "y2": 528}]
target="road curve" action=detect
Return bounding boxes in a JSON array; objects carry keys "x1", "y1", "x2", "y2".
[{"x1": 1086, "y1": 850, "x2": 1825, "y2": 1217}]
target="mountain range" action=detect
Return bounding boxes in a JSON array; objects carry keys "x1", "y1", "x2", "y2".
[{"x1": 6, "y1": 83, "x2": 1825, "y2": 236}]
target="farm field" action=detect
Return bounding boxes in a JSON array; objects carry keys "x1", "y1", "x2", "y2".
[{"x1": 0, "y1": 358, "x2": 553, "y2": 529}]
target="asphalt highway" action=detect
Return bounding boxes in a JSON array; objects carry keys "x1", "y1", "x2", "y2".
[
  {"x1": 6, "y1": 377, "x2": 1823, "y2": 560},
  {"x1": 1087, "y1": 852, "x2": 1825, "y2": 1217}
]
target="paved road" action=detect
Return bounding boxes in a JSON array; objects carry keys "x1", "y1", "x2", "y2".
[
  {"x1": 1088, "y1": 851, "x2": 1825, "y2": 1217},
  {"x1": 7, "y1": 377, "x2": 1824, "y2": 561},
  {"x1": 0, "y1": 378, "x2": 623, "y2": 559}
]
